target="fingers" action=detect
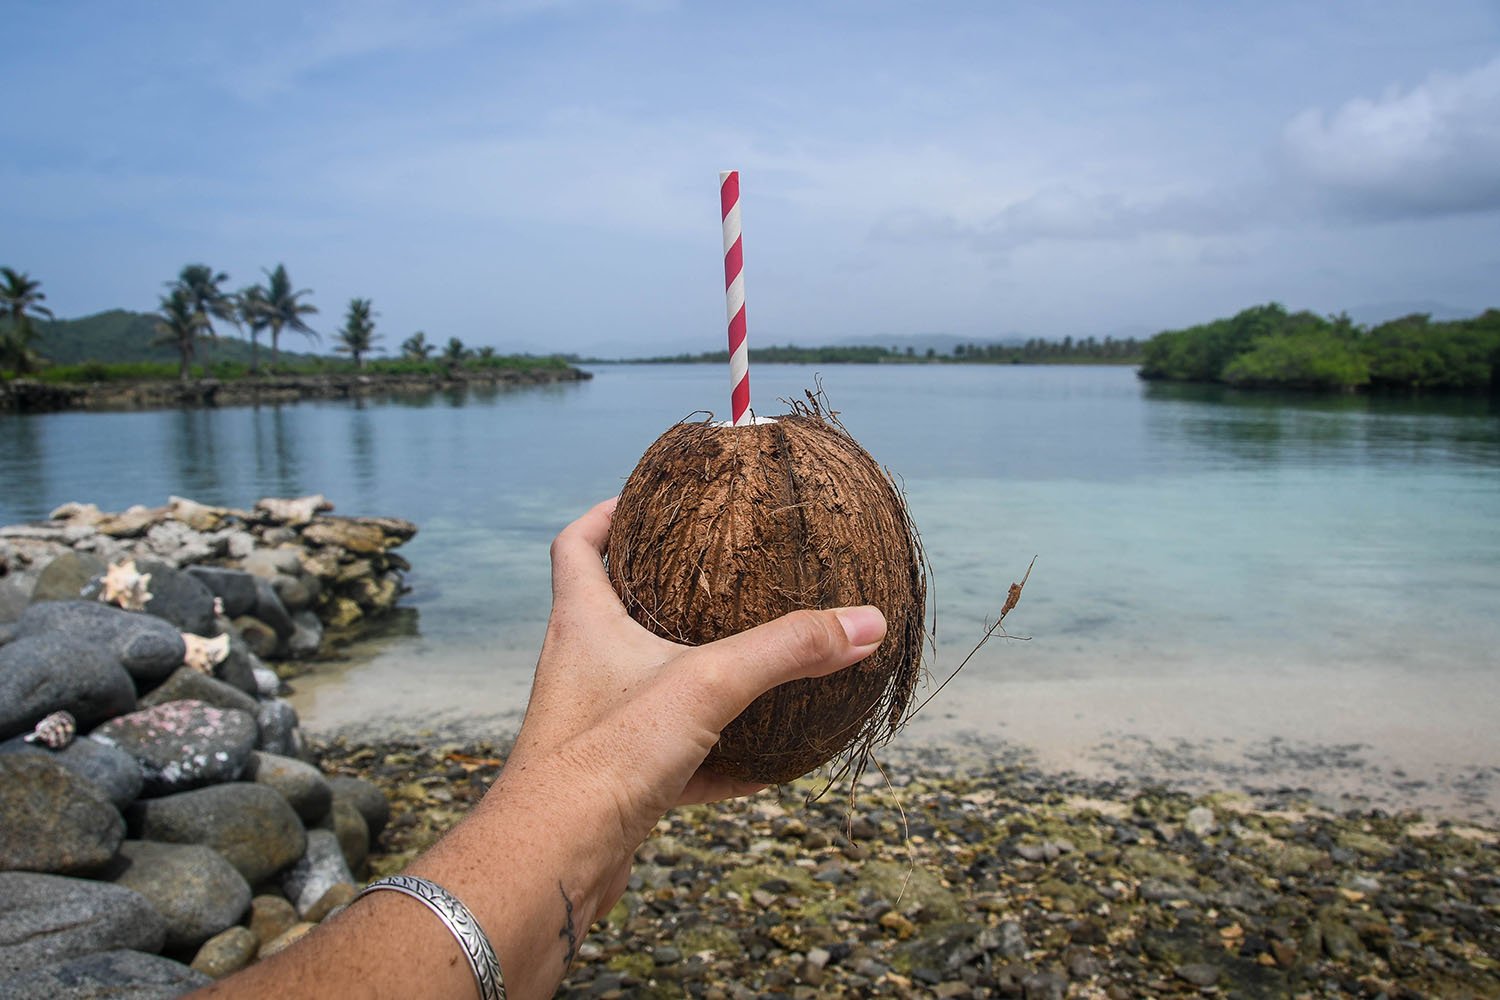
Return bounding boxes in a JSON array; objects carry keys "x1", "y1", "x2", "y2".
[
  {"x1": 670, "y1": 605, "x2": 887, "y2": 734},
  {"x1": 549, "y1": 497, "x2": 620, "y2": 607}
]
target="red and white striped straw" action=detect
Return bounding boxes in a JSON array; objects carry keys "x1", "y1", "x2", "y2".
[{"x1": 720, "y1": 170, "x2": 750, "y2": 426}]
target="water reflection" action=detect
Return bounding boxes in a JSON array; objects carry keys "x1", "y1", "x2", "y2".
[
  {"x1": 250, "y1": 405, "x2": 304, "y2": 496},
  {"x1": 349, "y1": 406, "x2": 376, "y2": 492},
  {"x1": 0, "y1": 415, "x2": 50, "y2": 518},
  {"x1": 170, "y1": 407, "x2": 221, "y2": 498}
]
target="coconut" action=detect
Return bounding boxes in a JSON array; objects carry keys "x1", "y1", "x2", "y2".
[{"x1": 606, "y1": 401, "x2": 927, "y2": 784}]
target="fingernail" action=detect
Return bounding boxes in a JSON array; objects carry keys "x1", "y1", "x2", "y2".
[{"x1": 835, "y1": 606, "x2": 886, "y2": 648}]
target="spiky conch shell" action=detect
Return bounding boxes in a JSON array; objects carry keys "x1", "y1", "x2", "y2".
[
  {"x1": 606, "y1": 405, "x2": 927, "y2": 784},
  {"x1": 23, "y1": 710, "x2": 77, "y2": 750}
]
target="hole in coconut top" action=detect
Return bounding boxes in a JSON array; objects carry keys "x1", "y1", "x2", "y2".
[{"x1": 712, "y1": 415, "x2": 780, "y2": 428}]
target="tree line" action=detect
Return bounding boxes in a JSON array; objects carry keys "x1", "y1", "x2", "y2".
[
  {"x1": 1138, "y1": 303, "x2": 1500, "y2": 391},
  {"x1": 618, "y1": 336, "x2": 1144, "y2": 366},
  {"x1": 0, "y1": 265, "x2": 519, "y2": 383}
]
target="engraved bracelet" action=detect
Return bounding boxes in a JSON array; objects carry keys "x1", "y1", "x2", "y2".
[{"x1": 356, "y1": 875, "x2": 505, "y2": 1000}]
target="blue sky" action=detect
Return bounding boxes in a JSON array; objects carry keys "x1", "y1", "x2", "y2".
[{"x1": 5, "y1": 1, "x2": 1499, "y2": 356}]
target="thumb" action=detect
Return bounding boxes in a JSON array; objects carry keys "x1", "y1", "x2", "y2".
[{"x1": 669, "y1": 605, "x2": 887, "y2": 734}]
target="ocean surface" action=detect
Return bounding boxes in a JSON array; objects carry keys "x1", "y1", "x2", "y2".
[{"x1": 4, "y1": 365, "x2": 1498, "y2": 814}]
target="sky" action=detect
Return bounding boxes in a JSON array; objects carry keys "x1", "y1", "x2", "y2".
[{"x1": 4, "y1": 0, "x2": 1499, "y2": 357}]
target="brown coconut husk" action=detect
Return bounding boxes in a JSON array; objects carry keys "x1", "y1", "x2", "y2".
[{"x1": 606, "y1": 397, "x2": 928, "y2": 784}]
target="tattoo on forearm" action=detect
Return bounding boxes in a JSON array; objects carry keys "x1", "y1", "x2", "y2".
[{"x1": 558, "y1": 881, "x2": 578, "y2": 966}]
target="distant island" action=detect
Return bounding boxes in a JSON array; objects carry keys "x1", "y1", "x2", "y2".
[
  {"x1": 598, "y1": 337, "x2": 1144, "y2": 366},
  {"x1": 0, "y1": 265, "x2": 588, "y2": 413},
  {"x1": 1139, "y1": 303, "x2": 1499, "y2": 392}
]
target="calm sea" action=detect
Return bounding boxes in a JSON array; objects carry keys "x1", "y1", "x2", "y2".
[{"x1": 4, "y1": 365, "x2": 1499, "y2": 807}]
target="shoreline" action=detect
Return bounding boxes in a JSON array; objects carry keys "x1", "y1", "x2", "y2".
[{"x1": 0, "y1": 365, "x2": 591, "y2": 413}]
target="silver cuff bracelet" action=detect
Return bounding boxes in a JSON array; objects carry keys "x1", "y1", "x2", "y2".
[{"x1": 356, "y1": 874, "x2": 506, "y2": 1000}]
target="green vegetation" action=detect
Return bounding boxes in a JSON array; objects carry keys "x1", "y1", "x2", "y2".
[
  {"x1": 1140, "y1": 303, "x2": 1500, "y2": 391},
  {"x1": 619, "y1": 337, "x2": 1144, "y2": 366},
  {"x1": 0, "y1": 264, "x2": 575, "y2": 384}
]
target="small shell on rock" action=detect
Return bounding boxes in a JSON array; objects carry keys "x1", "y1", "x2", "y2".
[
  {"x1": 23, "y1": 710, "x2": 77, "y2": 749},
  {"x1": 183, "y1": 632, "x2": 232, "y2": 674},
  {"x1": 100, "y1": 558, "x2": 153, "y2": 611}
]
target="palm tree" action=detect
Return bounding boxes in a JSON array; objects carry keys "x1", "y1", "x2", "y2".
[
  {"x1": 263, "y1": 264, "x2": 318, "y2": 369},
  {"x1": 0, "y1": 267, "x2": 55, "y2": 377},
  {"x1": 169, "y1": 265, "x2": 234, "y2": 368},
  {"x1": 442, "y1": 336, "x2": 469, "y2": 364},
  {"x1": 154, "y1": 287, "x2": 211, "y2": 381},
  {"x1": 334, "y1": 298, "x2": 381, "y2": 369},
  {"x1": 235, "y1": 285, "x2": 271, "y2": 373},
  {"x1": 401, "y1": 331, "x2": 433, "y2": 360}
]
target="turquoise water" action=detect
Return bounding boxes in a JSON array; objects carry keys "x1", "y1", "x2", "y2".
[{"x1": 4, "y1": 366, "x2": 1499, "y2": 759}]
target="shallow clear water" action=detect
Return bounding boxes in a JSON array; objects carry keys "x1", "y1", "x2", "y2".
[{"x1": 4, "y1": 366, "x2": 1499, "y2": 808}]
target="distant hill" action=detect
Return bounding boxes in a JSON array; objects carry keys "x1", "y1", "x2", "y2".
[{"x1": 32, "y1": 310, "x2": 322, "y2": 366}]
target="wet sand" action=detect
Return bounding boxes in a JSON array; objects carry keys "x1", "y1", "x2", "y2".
[{"x1": 289, "y1": 639, "x2": 1500, "y2": 825}]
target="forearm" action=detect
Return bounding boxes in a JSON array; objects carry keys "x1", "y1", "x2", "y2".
[{"x1": 196, "y1": 766, "x2": 620, "y2": 1000}]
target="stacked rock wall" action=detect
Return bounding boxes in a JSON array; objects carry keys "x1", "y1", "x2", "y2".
[{"x1": 0, "y1": 496, "x2": 406, "y2": 992}]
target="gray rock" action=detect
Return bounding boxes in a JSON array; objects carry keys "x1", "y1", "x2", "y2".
[
  {"x1": 280, "y1": 830, "x2": 354, "y2": 916},
  {"x1": 271, "y1": 573, "x2": 313, "y2": 612},
  {"x1": 252, "y1": 578, "x2": 295, "y2": 640},
  {"x1": 185, "y1": 567, "x2": 258, "y2": 618},
  {"x1": 321, "y1": 796, "x2": 369, "y2": 876},
  {"x1": 104, "y1": 841, "x2": 252, "y2": 952},
  {"x1": 252, "y1": 665, "x2": 282, "y2": 699},
  {"x1": 137, "y1": 560, "x2": 217, "y2": 636},
  {"x1": 0, "y1": 734, "x2": 144, "y2": 809},
  {"x1": 138, "y1": 666, "x2": 259, "y2": 716},
  {"x1": 0, "y1": 755, "x2": 123, "y2": 874},
  {"x1": 0, "y1": 632, "x2": 136, "y2": 739},
  {"x1": 255, "y1": 698, "x2": 300, "y2": 756},
  {"x1": 1175, "y1": 962, "x2": 1222, "y2": 987},
  {"x1": 240, "y1": 547, "x2": 303, "y2": 580},
  {"x1": 214, "y1": 635, "x2": 260, "y2": 695},
  {"x1": 91, "y1": 700, "x2": 258, "y2": 796},
  {"x1": 0, "y1": 872, "x2": 165, "y2": 977},
  {"x1": 130, "y1": 782, "x2": 306, "y2": 886},
  {"x1": 0, "y1": 578, "x2": 33, "y2": 625},
  {"x1": 15, "y1": 601, "x2": 185, "y2": 687},
  {"x1": 287, "y1": 609, "x2": 323, "y2": 658},
  {"x1": 29, "y1": 552, "x2": 106, "y2": 603},
  {"x1": 0, "y1": 948, "x2": 211, "y2": 999},
  {"x1": 328, "y1": 775, "x2": 390, "y2": 839},
  {"x1": 245, "y1": 751, "x2": 331, "y2": 825},
  {"x1": 997, "y1": 919, "x2": 1028, "y2": 959},
  {"x1": 1184, "y1": 805, "x2": 1217, "y2": 837},
  {"x1": 143, "y1": 520, "x2": 215, "y2": 566}
]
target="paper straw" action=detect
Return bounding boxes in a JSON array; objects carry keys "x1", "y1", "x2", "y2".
[{"x1": 720, "y1": 170, "x2": 750, "y2": 426}]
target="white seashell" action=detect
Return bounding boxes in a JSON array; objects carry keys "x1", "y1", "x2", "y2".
[
  {"x1": 23, "y1": 710, "x2": 77, "y2": 749},
  {"x1": 182, "y1": 632, "x2": 232, "y2": 674},
  {"x1": 99, "y1": 559, "x2": 153, "y2": 612}
]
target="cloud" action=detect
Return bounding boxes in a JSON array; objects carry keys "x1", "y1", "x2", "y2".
[{"x1": 1280, "y1": 55, "x2": 1500, "y2": 219}]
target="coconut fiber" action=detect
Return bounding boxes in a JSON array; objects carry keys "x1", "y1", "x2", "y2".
[{"x1": 606, "y1": 402, "x2": 927, "y2": 784}]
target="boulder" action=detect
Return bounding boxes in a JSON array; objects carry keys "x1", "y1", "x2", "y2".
[
  {"x1": 0, "y1": 575, "x2": 32, "y2": 624},
  {"x1": 256, "y1": 698, "x2": 301, "y2": 757},
  {"x1": 280, "y1": 830, "x2": 354, "y2": 917},
  {"x1": 143, "y1": 520, "x2": 216, "y2": 566},
  {"x1": 0, "y1": 631, "x2": 136, "y2": 740},
  {"x1": 95, "y1": 506, "x2": 162, "y2": 539},
  {"x1": 302, "y1": 518, "x2": 387, "y2": 555},
  {"x1": 251, "y1": 578, "x2": 295, "y2": 639},
  {"x1": 104, "y1": 841, "x2": 252, "y2": 952},
  {"x1": 91, "y1": 701, "x2": 258, "y2": 796},
  {"x1": 215, "y1": 634, "x2": 262, "y2": 695},
  {"x1": 254, "y1": 495, "x2": 331, "y2": 527},
  {"x1": 167, "y1": 496, "x2": 227, "y2": 533},
  {"x1": 190, "y1": 925, "x2": 258, "y2": 979},
  {"x1": 0, "y1": 872, "x2": 165, "y2": 977},
  {"x1": 136, "y1": 560, "x2": 217, "y2": 636},
  {"x1": 245, "y1": 751, "x2": 332, "y2": 825},
  {"x1": 328, "y1": 775, "x2": 390, "y2": 839},
  {"x1": 240, "y1": 547, "x2": 304, "y2": 581},
  {"x1": 130, "y1": 782, "x2": 306, "y2": 886},
  {"x1": 252, "y1": 664, "x2": 282, "y2": 699},
  {"x1": 0, "y1": 948, "x2": 211, "y2": 999},
  {"x1": 139, "y1": 666, "x2": 259, "y2": 717},
  {"x1": 1, "y1": 734, "x2": 144, "y2": 809},
  {"x1": 287, "y1": 610, "x2": 323, "y2": 659},
  {"x1": 29, "y1": 551, "x2": 106, "y2": 603},
  {"x1": 231, "y1": 616, "x2": 279, "y2": 658},
  {"x1": 185, "y1": 566, "x2": 258, "y2": 618},
  {"x1": 15, "y1": 600, "x2": 185, "y2": 687},
  {"x1": 248, "y1": 895, "x2": 298, "y2": 949},
  {"x1": 271, "y1": 573, "x2": 313, "y2": 612},
  {"x1": 0, "y1": 755, "x2": 123, "y2": 874},
  {"x1": 321, "y1": 796, "x2": 370, "y2": 876}
]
